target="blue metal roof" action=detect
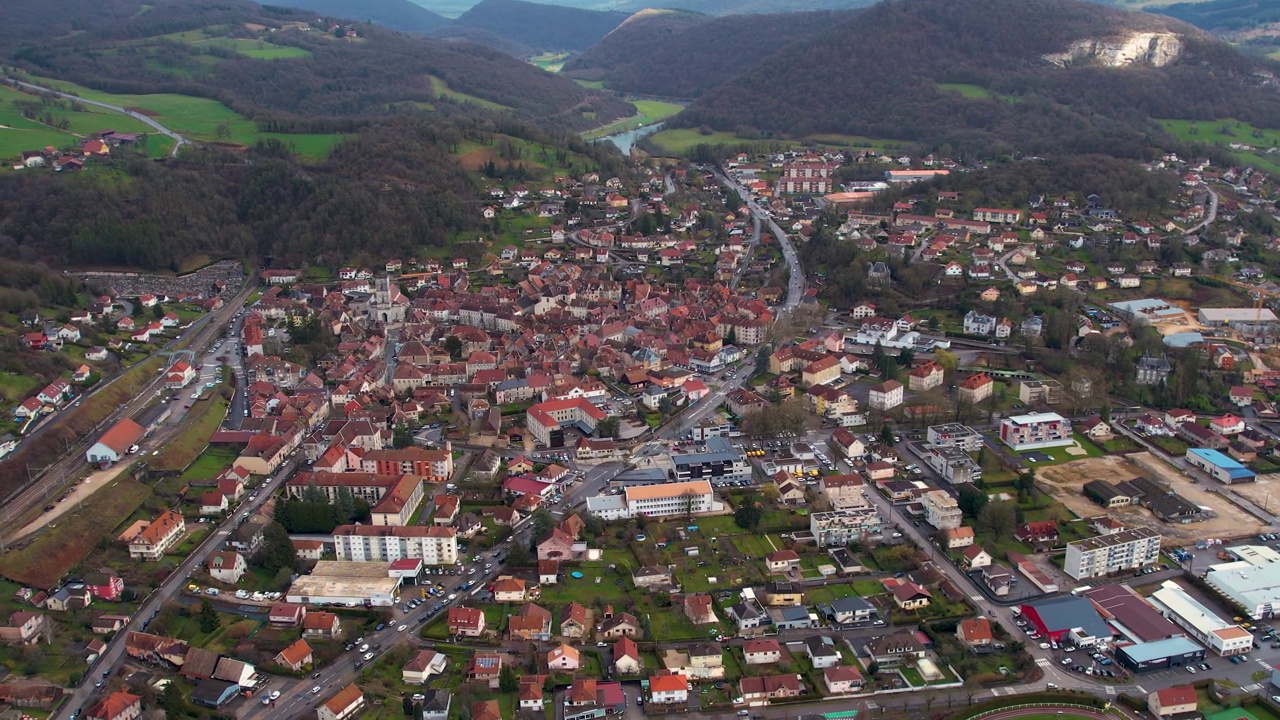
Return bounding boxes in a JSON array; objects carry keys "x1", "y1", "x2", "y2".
[{"x1": 1117, "y1": 636, "x2": 1203, "y2": 664}]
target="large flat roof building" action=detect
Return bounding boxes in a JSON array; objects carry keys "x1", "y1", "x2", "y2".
[
  {"x1": 1198, "y1": 307, "x2": 1279, "y2": 328},
  {"x1": 1149, "y1": 580, "x2": 1253, "y2": 656},
  {"x1": 286, "y1": 561, "x2": 402, "y2": 607},
  {"x1": 1203, "y1": 558, "x2": 1280, "y2": 620},
  {"x1": 672, "y1": 437, "x2": 750, "y2": 482},
  {"x1": 998, "y1": 412, "x2": 1073, "y2": 451},
  {"x1": 1063, "y1": 527, "x2": 1162, "y2": 580},
  {"x1": 1083, "y1": 584, "x2": 1183, "y2": 643}
]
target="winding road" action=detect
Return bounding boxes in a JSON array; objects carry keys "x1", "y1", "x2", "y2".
[{"x1": 8, "y1": 78, "x2": 190, "y2": 156}]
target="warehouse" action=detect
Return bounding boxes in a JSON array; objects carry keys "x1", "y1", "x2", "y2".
[
  {"x1": 1203, "y1": 558, "x2": 1280, "y2": 620},
  {"x1": 1198, "y1": 307, "x2": 1279, "y2": 333},
  {"x1": 285, "y1": 561, "x2": 402, "y2": 607},
  {"x1": 1019, "y1": 596, "x2": 1112, "y2": 647},
  {"x1": 1185, "y1": 448, "x2": 1256, "y2": 484},
  {"x1": 1116, "y1": 637, "x2": 1206, "y2": 673},
  {"x1": 1149, "y1": 580, "x2": 1253, "y2": 656},
  {"x1": 1083, "y1": 585, "x2": 1184, "y2": 644}
]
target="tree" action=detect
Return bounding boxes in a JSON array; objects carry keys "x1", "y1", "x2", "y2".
[
  {"x1": 443, "y1": 335, "x2": 463, "y2": 359},
  {"x1": 596, "y1": 416, "x2": 620, "y2": 439},
  {"x1": 761, "y1": 483, "x2": 780, "y2": 504},
  {"x1": 161, "y1": 680, "x2": 189, "y2": 718},
  {"x1": 393, "y1": 423, "x2": 413, "y2": 449},
  {"x1": 256, "y1": 521, "x2": 298, "y2": 574},
  {"x1": 866, "y1": 660, "x2": 879, "y2": 676},
  {"x1": 197, "y1": 599, "x2": 220, "y2": 634},
  {"x1": 403, "y1": 696, "x2": 416, "y2": 717},
  {"x1": 957, "y1": 484, "x2": 988, "y2": 519},
  {"x1": 934, "y1": 348, "x2": 958, "y2": 375},
  {"x1": 499, "y1": 664, "x2": 519, "y2": 693},
  {"x1": 531, "y1": 508, "x2": 555, "y2": 539},
  {"x1": 876, "y1": 545, "x2": 919, "y2": 573},
  {"x1": 880, "y1": 423, "x2": 894, "y2": 446},
  {"x1": 977, "y1": 501, "x2": 1017, "y2": 538},
  {"x1": 871, "y1": 341, "x2": 888, "y2": 377},
  {"x1": 152, "y1": 303, "x2": 164, "y2": 320},
  {"x1": 335, "y1": 485, "x2": 357, "y2": 524},
  {"x1": 507, "y1": 541, "x2": 531, "y2": 567},
  {"x1": 1013, "y1": 467, "x2": 1037, "y2": 499},
  {"x1": 734, "y1": 503, "x2": 762, "y2": 530}
]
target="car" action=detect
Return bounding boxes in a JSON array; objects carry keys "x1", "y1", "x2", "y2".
[
  {"x1": 1060, "y1": 658, "x2": 1072, "y2": 666},
  {"x1": 263, "y1": 697, "x2": 272, "y2": 706},
  {"x1": 363, "y1": 652, "x2": 375, "y2": 661},
  {"x1": 1038, "y1": 642, "x2": 1050, "y2": 650},
  {"x1": 94, "y1": 681, "x2": 105, "y2": 688},
  {"x1": 270, "y1": 691, "x2": 280, "y2": 700},
  {"x1": 1186, "y1": 666, "x2": 1197, "y2": 673},
  {"x1": 375, "y1": 624, "x2": 386, "y2": 631},
  {"x1": 1198, "y1": 663, "x2": 1209, "y2": 671},
  {"x1": 891, "y1": 532, "x2": 903, "y2": 539},
  {"x1": 872, "y1": 619, "x2": 885, "y2": 627},
  {"x1": 312, "y1": 672, "x2": 322, "y2": 679},
  {"x1": 397, "y1": 624, "x2": 408, "y2": 632},
  {"x1": 354, "y1": 637, "x2": 364, "y2": 645},
  {"x1": 359, "y1": 644, "x2": 369, "y2": 652},
  {"x1": 597, "y1": 642, "x2": 609, "y2": 647},
  {"x1": 311, "y1": 686, "x2": 322, "y2": 695},
  {"x1": 354, "y1": 661, "x2": 364, "y2": 669}
]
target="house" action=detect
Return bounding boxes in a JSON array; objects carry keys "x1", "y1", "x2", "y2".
[
  {"x1": 492, "y1": 577, "x2": 528, "y2": 603},
  {"x1": 472, "y1": 700, "x2": 501, "y2": 720},
  {"x1": 683, "y1": 594, "x2": 718, "y2": 625},
  {"x1": 128, "y1": 510, "x2": 186, "y2": 561},
  {"x1": 268, "y1": 603, "x2": 306, "y2": 627},
  {"x1": 869, "y1": 380, "x2": 904, "y2": 411},
  {"x1": 299, "y1": 607, "x2": 340, "y2": 635},
  {"x1": 865, "y1": 631, "x2": 927, "y2": 666},
  {"x1": 465, "y1": 652, "x2": 504, "y2": 689},
  {"x1": 420, "y1": 690, "x2": 451, "y2": 720},
  {"x1": 908, "y1": 361, "x2": 944, "y2": 392},
  {"x1": 87, "y1": 692, "x2": 142, "y2": 720},
  {"x1": 547, "y1": 643, "x2": 581, "y2": 671},
  {"x1": 165, "y1": 362, "x2": 197, "y2": 389},
  {"x1": 274, "y1": 639, "x2": 313, "y2": 671},
  {"x1": 822, "y1": 596, "x2": 876, "y2": 625},
  {"x1": 600, "y1": 612, "x2": 641, "y2": 639},
  {"x1": 943, "y1": 526, "x2": 974, "y2": 549},
  {"x1": 402, "y1": 650, "x2": 448, "y2": 683},
  {"x1": 538, "y1": 559, "x2": 559, "y2": 585},
  {"x1": 199, "y1": 493, "x2": 228, "y2": 516},
  {"x1": 958, "y1": 372, "x2": 994, "y2": 405},
  {"x1": 1014, "y1": 520, "x2": 1059, "y2": 545},
  {"x1": 1211, "y1": 414, "x2": 1246, "y2": 436},
  {"x1": 445, "y1": 604, "x2": 483, "y2": 632},
  {"x1": 804, "y1": 635, "x2": 840, "y2": 669},
  {"x1": 957, "y1": 617, "x2": 993, "y2": 648},
  {"x1": 739, "y1": 674, "x2": 803, "y2": 704},
  {"x1": 560, "y1": 602, "x2": 588, "y2": 638},
  {"x1": 765, "y1": 549, "x2": 801, "y2": 573},
  {"x1": 961, "y1": 545, "x2": 992, "y2": 570},
  {"x1": 86, "y1": 418, "x2": 146, "y2": 467},
  {"x1": 823, "y1": 666, "x2": 865, "y2": 695},
  {"x1": 890, "y1": 581, "x2": 932, "y2": 610},
  {"x1": 743, "y1": 638, "x2": 782, "y2": 665},
  {"x1": 518, "y1": 680, "x2": 544, "y2": 712},
  {"x1": 509, "y1": 603, "x2": 552, "y2": 641},
  {"x1": 1079, "y1": 416, "x2": 1112, "y2": 439},
  {"x1": 206, "y1": 551, "x2": 246, "y2": 584},
  {"x1": 648, "y1": 673, "x2": 689, "y2": 705},
  {"x1": 317, "y1": 685, "x2": 364, "y2": 720},
  {"x1": 614, "y1": 636, "x2": 642, "y2": 674},
  {"x1": 0, "y1": 612, "x2": 48, "y2": 645},
  {"x1": 1148, "y1": 685, "x2": 1198, "y2": 718},
  {"x1": 537, "y1": 527, "x2": 575, "y2": 561}
]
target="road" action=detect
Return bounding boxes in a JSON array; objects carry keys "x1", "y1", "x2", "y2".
[
  {"x1": 9, "y1": 78, "x2": 190, "y2": 157},
  {"x1": 1184, "y1": 186, "x2": 1219, "y2": 237},
  {"x1": 715, "y1": 169, "x2": 805, "y2": 311},
  {"x1": 60, "y1": 455, "x2": 301, "y2": 719},
  {"x1": 0, "y1": 280, "x2": 255, "y2": 541}
]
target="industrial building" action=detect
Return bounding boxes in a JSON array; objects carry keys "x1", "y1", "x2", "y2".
[
  {"x1": 1019, "y1": 596, "x2": 1111, "y2": 647},
  {"x1": 285, "y1": 561, "x2": 403, "y2": 607},
  {"x1": 1063, "y1": 527, "x2": 1162, "y2": 580},
  {"x1": 1203, "y1": 555, "x2": 1280, "y2": 619},
  {"x1": 1082, "y1": 585, "x2": 1184, "y2": 644},
  {"x1": 1185, "y1": 448, "x2": 1257, "y2": 484},
  {"x1": 1149, "y1": 580, "x2": 1253, "y2": 656},
  {"x1": 1197, "y1": 307, "x2": 1280, "y2": 333},
  {"x1": 1115, "y1": 637, "x2": 1206, "y2": 673}
]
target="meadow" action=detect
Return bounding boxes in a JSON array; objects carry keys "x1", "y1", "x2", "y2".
[
  {"x1": 430, "y1": 76, "x2": 512, "y2": 112},
  {"x1": 581, "y1": 100, "x2": 684, "y2": 140}
]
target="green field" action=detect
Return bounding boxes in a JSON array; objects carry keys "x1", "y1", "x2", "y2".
[
  {"x1": 429, "y1": 76, "x2": 512, "y2": 112},
  {"x1": 1158, "y1": 118, "x2": 1280, "y2": 174},
  {"x1": 646, "y1": 128, "x2": 798, "y2": 155},
  {"x1": 202, "y1": 37, "x2": 311, "y2": 60},
  {"x1": 573, "y1": 79, "x2": 605, "y2": 90},
  {"x1": 939, "y1": 83, "x2": 994, "y2": 99},
  {"x1": 581, "y1": 100, "x2": 684, "y2": 140},
  {"x1": 16, "y1": 74, "x2": 345, "y2": 160},
  {"x1": 0, "y1": 84, "x2": 163, "y2": 159},
  {"x1": 529, "y1": 52, "x2": 570, "y2": 72}
]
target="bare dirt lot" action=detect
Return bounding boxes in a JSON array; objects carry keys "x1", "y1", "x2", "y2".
[
  {"x1": 1037, "y1": 452, "x2": 1266, "y2": 545},
  {"x1": 1221, "y1": 473, "x2": 1280, "y2": 520}
]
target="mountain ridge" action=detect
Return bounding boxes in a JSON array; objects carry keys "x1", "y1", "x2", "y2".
[{"x1": 444, "y1": 0, "x2": 630, "y2": 52}]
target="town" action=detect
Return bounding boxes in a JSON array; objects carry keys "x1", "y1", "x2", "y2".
[{"x1": 5, "y1": 140, "x2": 1280, "y2": 720}]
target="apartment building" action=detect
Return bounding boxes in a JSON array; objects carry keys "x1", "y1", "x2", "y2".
[
  {"x1": 999, "y1": 412, "x2": 1073, "y2": 451},
  {"x1": 332, "y1": 525, "x2": 458, "y2": 566},
  {"x1": 809, "y1": 509, "x2": 884, "y2": 547},
  {"x1": 1064, "y1": 527, "x2": 1162, "y2": 580},
  {"x1": 128, "y1": 510, "x2": 187, "y2": 561},
  {"x1": 922, "y1": 490, "x2": 962, "y2": 530},
  {"x1": 672, "y1": 437, "x2": 751, "y2": 482},
  {"x1": 926, "y1": 424, "x2": 985, "y2": 452}
]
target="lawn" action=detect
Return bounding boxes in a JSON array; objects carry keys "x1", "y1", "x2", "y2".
[
  {"x1": 0, "y1": 83, "x2": 161, "y2": 158},
  {"x1": 178, "y1": 444, "x2": 241, "y2": 481},
  {"x1": 529, "y1": 52, "x2": 570, "y2": 72},
  {"x1": 573, "y1": 79, "x2": 605, "y2": 89},
  {"x1": 200, "y1": 38, "x2": 312, "y2": 60},
  {"x1": 430, "y1": 76, "x2": 512, "y2": 112},
  {"x1": 150, "y1": 384, "x2": 231, "y2": 473},
  {"x1": 13, "y1": 73, "x2": 344, "y2": 160},
  {"x1": 1157, "y1": 118, "x2": 1280, "y2": 175},
  {"x1": 0, "y1": 476, "x2": 152, "y2": 589},
  {"x1": 1016, "y1": 434, "x2": 1103, "y2": 465},
  {"x1": 938, "y1": 83, "x2": 994, "y2": 99},
  {"x1": 581, "y1": 100, "x2": 685, "y2": 140},
  {"x1": 646, "y1": 128, "x2": 798, "y2": 156}
]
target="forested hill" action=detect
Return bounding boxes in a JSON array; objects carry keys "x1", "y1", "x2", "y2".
[
  {"x1": 446, "y1": 0, "x2": 630, "y2": 52},
  {"x1": 562, "y1": 9, "x2": 852, "y2": 97},
  {"x1": 3, "y1": 0, "x2": 632, "y2": 132},
  {"x1": 660, "y1": 0, "x2": 1280, "y2": 157},
  {"x1": 273, "y1": 0, "x2": 453, "y2": 33},
  {"x1": 1151, "y1": 0, "x2": 1280, "y2": 30}
]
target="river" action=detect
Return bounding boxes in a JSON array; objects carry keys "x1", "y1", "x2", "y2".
[{"x1": 597, "y1": 122, "x2": 665, "y2": 154}]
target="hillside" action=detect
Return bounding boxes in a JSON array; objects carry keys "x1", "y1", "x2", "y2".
[
  {"x1": 275, "y1": 0, "x2": 452, "y2": 33},
  {"x1": 446, "y1": 0, "x2": 629, "y2": 53},
  {"x1": 411, "y1": 0, "x2": 877, "y2": 15},
  {"x1": 563, "y1": 9, "x2": 851, "y2": 97},
  {"x1": 1152, "y1": 0, "x2": 1280, "y2": 58},
  {"x1": 670, "y1": 0, "x2": 1280, "y2": 157},
  {"x1": 2, "y1": 0, "x2": 632, "y2": 131}
]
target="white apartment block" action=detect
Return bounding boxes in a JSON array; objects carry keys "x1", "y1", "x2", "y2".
[
  {"x1": 998, "y1": 412, "x2": 1073, "y2": 451},
  {"x1": 922, "y1": 490, "x2": 962, "y2": 530},
  {"x1": 1063, "y1": 527, "x2": 1161, "y2": 580},
  {"x1": 332, "y1": 525, "x2": 458, "y2": 566},
  {"x1": 809, "y1": 509, "x2": 885, "y2": 547},
  {"x1": 926, "y1": 424, "x2": 985, "y2": 452}
]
